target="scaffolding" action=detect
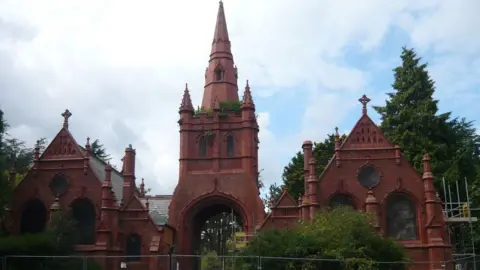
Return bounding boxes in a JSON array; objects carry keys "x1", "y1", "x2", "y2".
[{"x1": 443, "y1": 177, "x2": 478, "y2": 270}]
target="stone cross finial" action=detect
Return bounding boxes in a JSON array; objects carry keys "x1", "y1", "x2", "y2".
[
  {"x1": 61, "y1": 109, "x2": 72, "y2": 129},
  {"x1": 358, "y1": 94, "x2": 371, "y2": 115}
]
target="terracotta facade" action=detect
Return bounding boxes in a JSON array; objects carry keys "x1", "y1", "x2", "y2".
[
  {"x1": 4, "y1": 115, "x2": 175, "y2": 270},
  {"x1": 260, "y1": 98, "x2": 452, "y2": 270},
  {"x1": 4, "y1": 1, "x2": 452, "y2": 270}
]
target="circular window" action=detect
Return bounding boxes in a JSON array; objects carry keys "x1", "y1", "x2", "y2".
[
  {"x1": 357, "y1": 166, "x2": 380, "y2": 189},
  {"x1": 49, "y1": 174, "x2": 69, "y2": 196}
]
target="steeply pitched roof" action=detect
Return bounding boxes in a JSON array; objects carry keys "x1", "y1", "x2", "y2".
[
  {"x1": 85, "y1": 150, "x2": 124, "y2": 203},
  {"x1": 139, "y1": 195, "x2": 172, "y2": 225}
]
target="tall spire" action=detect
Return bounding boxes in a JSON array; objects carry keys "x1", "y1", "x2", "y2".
[
  {"x1": 201, "y1": 0, "x2": 239, "y2": 109},
  {"x1": 211, "y1": 0, "x2": 231, "y2": 57}
]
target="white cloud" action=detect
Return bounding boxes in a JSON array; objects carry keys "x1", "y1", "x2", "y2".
[{"x1": 0, "y1": 0, "x2": 478, "y2": 195}]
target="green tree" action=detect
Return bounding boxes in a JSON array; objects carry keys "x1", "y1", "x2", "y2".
[
  {"x1": 282, "y1": 134, "x2": 346, "y2": 200},
  {"x1": 239, "y1": 207, "x2": 406, "y2": 270},
  {"x1": 0, "y1": 126, "x2": 47, "y2": 187},
  {"x1": 263, "y1": 183, "x2": 283, "y2": 211},
  {"x1": 373, "y1": 48, "x2": 449, "y2": 180},
  {"x1": 373, "y1": 47, "x2": 480, "y2": 194},
  {"x1": 89, "y1": 139, "x2": 111, "y2": 162},
  {"x1": 3, "y1": 137, "x2": 47, "y2": 174},
  {"x1": 0, "y1": 109, "x2": 11, "y2": 223}
]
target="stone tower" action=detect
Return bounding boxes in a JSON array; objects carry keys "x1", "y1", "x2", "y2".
[{"x1": 168, "y1": 0, "x2": 265, "y2": 257}]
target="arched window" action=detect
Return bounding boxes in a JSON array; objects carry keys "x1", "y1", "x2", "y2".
[
  {"x1": 215, "y1": 69, "x2": 223, "y2": 81},
  {"x1": 20, "y1": 199, "x2": 47, "y2": 234},
  {"x1": 329, "y1": 194, "x2": 355, "y2": 209},
  {"x1": 126, "y1": 234, "x2": 142, "y2": 261},
  {"x1": 70, "y1": 198, "x2": 96, "y2": 245},
  {"x1": 226, "y1": 135, "x2": 234, "y2": 157},
  {"x1": 386, "y1": 193, "x2": 418, "y2": 240},
  {"x1": 199, "y1": 136, "x2": 207, "y2": 157}
]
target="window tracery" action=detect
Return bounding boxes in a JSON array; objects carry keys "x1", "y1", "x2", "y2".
[
  {"x1": 199, "y1": 136, "x2": 207, "y2": 157},
  {"x1": 386, "y1": 193, "x2": 418, "y2": 240},
  {"x1": 70, "y1": 198, "x2": 96, "y2": 245},
  {"x1": 329, "y1": 194, "x2": 355, "y2": 209},
  {"x1": 357, "y1": 166, "x2": 380, "y2": 189},
  {"x1": 215, "y1": 68, "x2": 224, "y2": 81},
  {"x1": 226, "y1": 135, "x2": 234, "y2": 157},
  {"x1": 49, "y1": 174, "x2": 69, "y2": 197}
]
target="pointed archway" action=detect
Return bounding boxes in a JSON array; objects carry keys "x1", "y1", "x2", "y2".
[
  {"x1": 20, "y1": 198, "x2": 47, "y2": 234},
  {"x1": 177, "y1": 195, "x2": 247, "y2": 270},
  {"x1": 70, "y1": 198, "x2": 96, "y2": 245}
]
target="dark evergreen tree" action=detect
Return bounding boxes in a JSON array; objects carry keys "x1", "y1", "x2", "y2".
[
  {"x1": 0, "y1": 110, "x2": 11, "y2": 223},
  {"x1": 373, "y1": 47, "x2": 480, "y2": 194},
  {"x1": 374, "y1": 47, "x2": 450, "y2": 174},
  {"x1": 89, "y1": 139, "x2": 111, "y2": 162},
  {"x1": 281, "y1": 134, "x2": 346, "y2": 200},
  {"x1": 263, "y1": 183, "x2": 283, "y2": 211}
]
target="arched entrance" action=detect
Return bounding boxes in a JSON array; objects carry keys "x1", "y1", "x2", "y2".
[
  {"x1": 20, "y1": 198, "x2": 47, "y2": 234},
  {"x1": 70, "y1": 198, "x2": 96, "y2": 245},
  {"x1": 180, "y1": 195, "x2": 247, "y2": 270}
]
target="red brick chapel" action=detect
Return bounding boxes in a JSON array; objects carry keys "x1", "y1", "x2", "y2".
[{"x1": 4, "y1": 1, "x2": 452, "y2": 270}]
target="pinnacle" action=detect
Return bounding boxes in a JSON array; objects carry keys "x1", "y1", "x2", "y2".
[
  {"x1": 179, "y1": 83, "x2": 194, "y2": 112},
  {"x1": 241, "y1": 80, "x2": 254, "y2": 108}
]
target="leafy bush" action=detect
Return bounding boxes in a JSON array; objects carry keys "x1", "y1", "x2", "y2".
[
  {"x1": 0, "y1": 212, "x2": 103, "y2": 270},
  {"x1": 201, "y1": 251, "x2": 222, "y2": 270},
  {"x1": 0, "y1": 233, "x2": 57, "y2": 256},
  {"x1": 238, "y1": 207, "x2": 406, "y2": 270}
]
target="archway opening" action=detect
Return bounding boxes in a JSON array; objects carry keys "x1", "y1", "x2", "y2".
[
  {"x1": 20, "y1": 198, "x2": 47, "y2": 234},
  {"x1": 186, "y1": 197, "x2": 245, "y2": 270},
  {"x1": 70, "y1": 198, "x2": 96, "y2": 245},
  {"x1": 125, "y1": 234, "x2": 142, "y2": 261}
]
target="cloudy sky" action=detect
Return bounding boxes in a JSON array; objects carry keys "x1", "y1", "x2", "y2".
[{"x1": 0, "y1": 0, "x2": 479, "y2": 195}]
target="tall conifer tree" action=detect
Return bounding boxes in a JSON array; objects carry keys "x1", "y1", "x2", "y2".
[
  {"x1": 374, "y1": 47, "x2": 480, "y2": 194},
  {"x1": 374, "y1": 47, "x2": 454, "y2": 183},
  {"x1": 0, "y1": 110, "x2": 11, "y2": 228}
]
